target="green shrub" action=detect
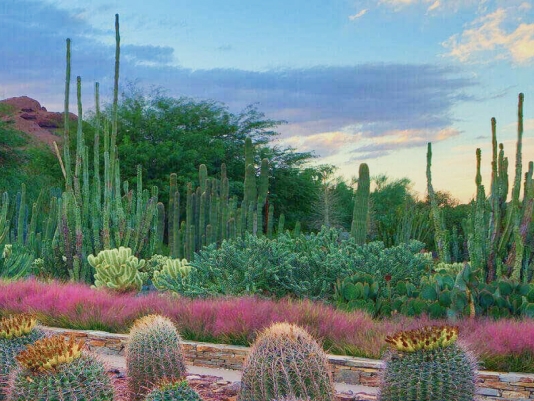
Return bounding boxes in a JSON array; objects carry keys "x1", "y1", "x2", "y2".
[
  {"x1": 238, "y1": 322, "x2": 335, "y2": 401},
  {"x1": 127, "y1": 315, "x2": 186, "y2": 401},
  {"x1": 176, "y1": 227, "x2": 431, "y2": 299}
]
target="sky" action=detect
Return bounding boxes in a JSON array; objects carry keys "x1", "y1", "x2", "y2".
[{"x1": 1, "y1": 0, "x2": 533, "y2": 202}]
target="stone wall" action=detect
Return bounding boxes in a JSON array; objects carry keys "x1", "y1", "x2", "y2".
[{"x1": 44, "y1": 327, "x2": 534, "y2": 401}]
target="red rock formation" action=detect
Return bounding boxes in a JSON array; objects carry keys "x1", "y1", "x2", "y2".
[{"x1": 0, "y1": 96, "x2": 77, "y2": 148}]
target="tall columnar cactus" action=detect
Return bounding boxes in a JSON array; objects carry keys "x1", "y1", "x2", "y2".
[
  {"x1": 465, "y1": 93, "x2": 533, "y2": 283},
  {"x1": 238, "y1": 322, "x2": 336, "y2": 401},
  {"x1": 144, "y1": 380, "x2": 202, "y2": 401},
  {"x1": 0, "y1": 315, "x2": 45, "y2": 399},
  {"x1": 126, "y1": 315, "x2": 186, "y2": 401},
  {"x1": 426, "y1": 143, "x2": 451, "y2": 263},
  {"x1": 88, "y1": 246, "x2": 145, "y2": 292},
  {"x1": 378, "y1": 326, "x2": 477, "y2": 401},
  {"x1": 351, "y1": 163, "x2": 370, "y2": 244},
  {"x1": 56, "y1": 14, "x2": 159, "y2": 283},
  {"x1": 5, "y1": 335, "x2": 114, "y2": 401}
]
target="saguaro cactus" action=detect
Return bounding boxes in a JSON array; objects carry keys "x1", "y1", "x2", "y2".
[{"x1": 351, "y1": 163, "x2": 370, "y2": 244}]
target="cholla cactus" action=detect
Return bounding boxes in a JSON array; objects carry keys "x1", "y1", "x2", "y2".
[
  {"x1": 143, "y1": 380, "x2": 201, "y2": 401},
  {"x1": 152, "y1": 258, "x2": 191, "y2": 292},
  {"x1": 88, "y1": 246, "x2": 145, "y2": 292},
  {"x1": 0, "y1": 314, "x2": 45, "y2": 400},
  {"x1": 379, "y1": 325, "x2": 478, "y2": 401},
  {"x1": 127, "y1": 315, "x2": 186, "y2": 401},
  {"x1": 238, "y1": 322, "x2": 336, "y2": 401},
  {"x1": 5, "y1": 335, "x2": 114, "y2": 400}
]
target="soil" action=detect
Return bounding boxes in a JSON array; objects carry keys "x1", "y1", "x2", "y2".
[{"x1": 108, "y1": 369, "x2": 377, "y2": 401}]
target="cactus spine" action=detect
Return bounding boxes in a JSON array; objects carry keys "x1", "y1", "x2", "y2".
[
  {"x1": 126, "y1": 315, "x2": 186, "y2": 401},
  {"x1": 238, "y1": 323, "x2": 335, "y2": 401}
]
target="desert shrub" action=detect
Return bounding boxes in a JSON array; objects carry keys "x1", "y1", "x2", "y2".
[{"x1": 179, "y1": 227, "x2": 431, "y2": 299}]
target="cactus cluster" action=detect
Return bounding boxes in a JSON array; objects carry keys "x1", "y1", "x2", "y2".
[
  {"x1": 238, "y1": 322, "x2": 335, "y2": 401},
  {"x1": 379, "y1": 325, "x2": 477, "y2": 401},
  {"x1": 152, "y1": 258, "x2": 191, "y2": 292},
  {"x1": 143, "y1": 380, "x2": 201, "y2": 401},
  {"x1": 0, "y1": 315, "x2": 45, "y2": 399},
  {"x1": 127, "y1": 315, "x2": 186, "y2": 401},
  {"x1": 5, "y1": 335, "x2": 114, "y2": 401},
  {"x1": 89, "y1": 247, "x2": 145, "y2": 292}
]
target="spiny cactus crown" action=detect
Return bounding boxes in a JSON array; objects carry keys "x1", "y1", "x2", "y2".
[
  {"x1": 259, "y1": 322, "x2": 307, "y2": 340},
  {"x1": 15, "y1": 335, "x2": 84, "y2": 372},
  {"x1": 0, "y1": 314, "x2": 37, "y2": 339},
  {"x1": 385, "y1": 325, "x2": 458, "y2": 352}
]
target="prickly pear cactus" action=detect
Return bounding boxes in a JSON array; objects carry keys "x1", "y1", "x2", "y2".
[
  {"x1": 5, "y1": 335, "x2": 114, "y2": 401},
  {"x1": 144, "y1": 380, "x2": 201, "y2": 401},
  {"x1": 378, "y1": 325, "x2": 478, "y2": 401},
  {"x1": 127, "y1": 315, "x2": 186, "y2": 401},
  {"x1": 0, "y1": 314, "x2": 45, "y2": 400},
  {"x1": 88, "y1": 246, "x2": 145, "y2": 292},
  {"x1": 238, "y1": 322, "x2": 336, "y2": 401}
]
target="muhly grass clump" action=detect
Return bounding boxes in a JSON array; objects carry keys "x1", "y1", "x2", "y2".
[{"x1": 0, "y1": 279, "x2": 533, "y2": 373}]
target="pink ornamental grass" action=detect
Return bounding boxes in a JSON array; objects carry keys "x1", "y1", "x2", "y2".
[{"x1": 0, "y1": 279, "x2": 533, "y2": 372}]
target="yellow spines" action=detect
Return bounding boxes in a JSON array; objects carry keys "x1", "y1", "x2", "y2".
[
  {"x1": 385, "y1": 325, "x2": 458, "y2": 352},
  {"x1": 0, "y1": 314, "x2": 37, "y2": 339},
  {"x1": 16, "y1": 335, "x2": 84, "y2": 372}
]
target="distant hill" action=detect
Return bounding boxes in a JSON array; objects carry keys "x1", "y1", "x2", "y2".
[
  {"x1": 0, "y1": 96, "x2": 70, "y2": 198},
  {"x1": 0, "y1": 96, "x2": 77, "y2": 148}
]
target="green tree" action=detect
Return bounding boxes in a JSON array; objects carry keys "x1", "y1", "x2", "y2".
[{"x1": 96, "y1": 85, "x2": 284, "y2": 206}]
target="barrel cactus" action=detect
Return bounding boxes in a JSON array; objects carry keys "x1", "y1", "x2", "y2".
[
  {"x1": 5, "y1": 335, "x2": 114, "y2": 400},
  {"x1": 127, "y1": 315, "x2": 186, "y2": 401},
  {"x1": 0, "y1": 314, "x2": 45, "y2": 399},
  {"x1": 238, "y1": 322, "x2": 336, "y2": 401},
  {"x1": 144, "y1": 380, "x2": 201, "y2": 401},
  {"x1": 378, "y1": 325, "x2": 478, "y2": 401},
  {"x1": 88, "y1": 246, "x2": 145, "y2": 292}
]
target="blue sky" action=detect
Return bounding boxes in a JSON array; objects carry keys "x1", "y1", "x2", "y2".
[{"x1": 1, "y1": 0, "x2": 533, "y2": 202}]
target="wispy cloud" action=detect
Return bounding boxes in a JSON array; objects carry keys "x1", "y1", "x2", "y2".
[
  {"x1": 443, "y1": 7, "x2": 534, "y2": 64},
  {"x1": 350, "y1": 127, "x2": 460, "y2": 159},
  {"x1": 349, "y1": 9, "x2": 368, "y2": 20},
  {"x1": 378, "y1": 0, "x2": 481, "y2": 12},
  {"x1": 0, "y1": 0, "x2": 475, "y2": 163}
]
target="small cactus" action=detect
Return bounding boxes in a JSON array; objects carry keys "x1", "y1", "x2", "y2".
[
  {"x1": 88, "y1": 246, "x2": 145, "y2": 292},
  {"x1": 0, "y1": 314, "x2": 45, "y2": 400},
  {"x1": 5, "y1": 335, "x2": 114, "y2": 400},
  {"x1": 144, "y1": 380, "x2": 202, "y2": 401},
  {"x1": 378, "y1": 325, "x2": 478, "y2": 401},
  {"x1": 152, "y1": 258, "x2": 191, "y2": 292},
  {"x1": 238, "y1": 322, "x2": 335, "y2": 401},
  {"x1": 127, "y1": 315, "x2": 186, "y2": 401}
]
